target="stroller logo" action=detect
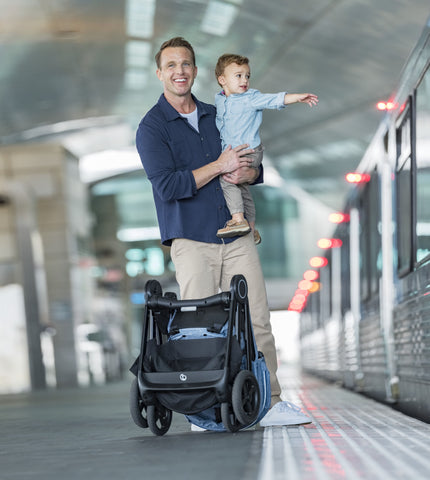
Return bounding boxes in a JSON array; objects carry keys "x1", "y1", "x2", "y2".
[{"x1": 179, "y1": 373, "x2": 187, "y2": 382}]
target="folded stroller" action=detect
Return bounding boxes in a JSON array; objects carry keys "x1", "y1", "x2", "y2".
[{"x1": 129, "y1": 274, "x2": 271, "y2": 436}]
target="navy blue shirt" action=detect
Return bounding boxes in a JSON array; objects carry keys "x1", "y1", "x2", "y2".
[{"x1": 136, "y1": 94, "x2": 262, "y2": 246}]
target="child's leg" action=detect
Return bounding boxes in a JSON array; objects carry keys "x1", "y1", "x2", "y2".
[
  {"x1": 242, "y1": 146, "x2": 263, "y2": 244},
  {"x1": 217, "y1": 177, "x2": 251, "y2": 238},
  {"x1": 240, "y1": 183, "x2": 256, "y2": 227},
  {"x1": 240, "y1": 184, "x2": 260, "y2": 244},
  {"x1": 219, "y1": 176, "x2": 244, "y2": 220}
]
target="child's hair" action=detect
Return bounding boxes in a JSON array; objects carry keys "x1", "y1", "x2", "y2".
[
  {"x1": 155, "y1": 37, "x2": 196, "y2": 69},
  {"x1": 215, "y1": 54, "x2": 249, "y2": 87}
]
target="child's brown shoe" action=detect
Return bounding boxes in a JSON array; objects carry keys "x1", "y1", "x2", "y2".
[
  {"x1": 217, "y1": 219, "x2": 251, "y2": 238},
  {"x1": 254, "y1": 230, "x2": 262, "y2": 245}
]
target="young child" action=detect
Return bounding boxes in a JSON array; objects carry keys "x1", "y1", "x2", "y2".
[{"x1": 214, "y1": 53, "x2": 318, "y2": 243}]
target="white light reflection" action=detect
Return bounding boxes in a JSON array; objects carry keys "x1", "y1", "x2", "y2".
[
  {"x1": 117, "y1": 227, "x2": 161, "y2": 242},
  {"x1": 201, "y1": 1, "x2": 238, "y2": 36},
  {"x1": 126, "y1": 0, "x2": 156, "y2": 39}
]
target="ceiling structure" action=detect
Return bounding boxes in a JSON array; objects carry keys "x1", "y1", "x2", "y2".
[
  {"x1": 1, "y1": 0, "x2": 429, "y2": 306},
  {"x1": 2, "y1": 0, "x2": 429, "y2": 205}
]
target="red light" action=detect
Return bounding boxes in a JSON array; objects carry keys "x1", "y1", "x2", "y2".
[
  {"x1": 288, "y1": 292, "x2": 308, "y2": 312},
  {"x1": 317, "y1": 238, "x2": 331, "y2": 249},
  {"x1": 298, "y1": 279, "x2": 313, "y2": 291},
  {"x1": 376, "y1": 101, "x2": 397, "y2": 111},
  {"x1": 345, "y1": 172, "x2": 371, "y2": 184},
  {"x1": 288, "y1": 303, "x2": 304, "y2": 312},
  {"x1": 293, "y1": 293, "x2": 307, "y2": 303},
  {"x1": 317, "y1": 238, "x2": 343, "y2": 249},
  {"x1": 295, "y1": 289, "x2": 309, "y2": 297},
  {"x1": 309, "y1": 256, "x2": 328, "y2": 268},
  {"x1": 329, "y1": 212, "x2": 350, "y2": 224},
  {"x1": 290, "y1": 297, "x2": 307, "y2": 308},
  {"x1": 303, "y1": 270, "x2": 319, "y2": 281}
]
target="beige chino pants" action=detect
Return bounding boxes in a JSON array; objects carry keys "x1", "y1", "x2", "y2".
[{"x1": 171, "y1": 234, "x2": 282, "y2": 405}]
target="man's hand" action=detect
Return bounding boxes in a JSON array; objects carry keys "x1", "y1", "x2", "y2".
[
  {"x1": 217, "y1": 144, "x2": 254, "y2": 174},
  {"x1": 222, "y1": 166, "x2": 259, "y2": 185},
  {"x1": 192, "y1": 144, "x2": 254, "y2": 189}
]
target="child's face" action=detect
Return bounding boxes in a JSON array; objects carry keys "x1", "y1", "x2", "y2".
[{"x1": 218, "y1": 62, "x2": 250, "y2": 96}]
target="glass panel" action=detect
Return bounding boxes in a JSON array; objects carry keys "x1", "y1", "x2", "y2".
[
  {"x1": 415, "y1": 67, "x2": 430, "y2": 263},
  {"x1": 340, "y1": 231, "x2": 350, "y2": 314},
  {"x1": 395, "y1": 104, "x2": 413, "y2": 275},
  {"x1": 359, "y1": 194, "x2": 369, "y2": 300},
  {"x1": 396, "y1": 158, "x2": 412, "y2": 274},
  {"x1": 368, "y1": 173, "x2": 381, "y2": 294}
]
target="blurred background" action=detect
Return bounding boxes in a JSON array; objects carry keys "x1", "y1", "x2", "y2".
[{"x1": 1, "y1": 0, "x2": 428, "y2": 393}]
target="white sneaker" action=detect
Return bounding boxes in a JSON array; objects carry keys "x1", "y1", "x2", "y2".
[
  {"x1": 190, "y1": 423, "x2": 207, "y2": 432},
  {"x1": 259, "y1": 401, "x2": 312, "y2": 427}
]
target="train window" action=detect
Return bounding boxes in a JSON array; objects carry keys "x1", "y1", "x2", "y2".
[
  {"x1": 415, "y1": 66, "x2": 430, "y2": 263},
  {"x1": 340, "y1": 232, "x2": 351, "y2": 314},
  {"x1": 359, "y1": 170, "x2": 381, "y2": 301},
  {"x1": 359, "y1": 195, "x2": 369, "y2": 300},
  {"x1": 368, "y1": 173, "x2": 381, "y2": 295},
  {"x1": 395, "y1": 102, "x2": 413, "y2": 276}
]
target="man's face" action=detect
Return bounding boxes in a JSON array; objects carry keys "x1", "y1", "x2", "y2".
[{"x1": 156, "y1": 46, "x2": 197, "y2": 99}]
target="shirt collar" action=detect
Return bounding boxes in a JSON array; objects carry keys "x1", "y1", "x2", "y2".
[{"x1": 158, "y1": 94, "x2": 210, "y2": 122}]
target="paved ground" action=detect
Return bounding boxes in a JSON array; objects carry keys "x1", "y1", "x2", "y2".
[
  {"x1": 0, "y1": 372, "x2": 259, "y2": 480},
  {"x1": 1, "y1": 364, "x2": 430, "y2": 480}
]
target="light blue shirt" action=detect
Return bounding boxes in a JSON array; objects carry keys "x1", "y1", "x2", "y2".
[{"x1": 215, "y1": 88, "x2": 286, "y2": 150}]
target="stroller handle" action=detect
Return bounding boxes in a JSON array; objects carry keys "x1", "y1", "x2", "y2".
[{"x1": 147, "y1": 291, "x2": 231, "y2": 309}]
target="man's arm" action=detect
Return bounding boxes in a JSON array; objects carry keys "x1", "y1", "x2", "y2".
[
  {"x1": 192, "y1": 144, "x2": 254, "y2": 189},
  {"x1": 221, "y1": 166, "x2": 261, "y2": 185},
  {"x1": 137, "y1": 120, "x2": 254, "y2": 199}
]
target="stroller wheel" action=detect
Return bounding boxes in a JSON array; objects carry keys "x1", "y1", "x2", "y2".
[
  {"x1": 147, "y1": 403, "x2": 172, "y2": 436},
  {"x1": 221, "y1": 402, "x2": 242, "y2": 433},
  {"x1": 232, "y1": 370, "x2": 260, "y2": 426},
  {"x1": 129, "y1": 378, "x2": 148, "y2": 429}
]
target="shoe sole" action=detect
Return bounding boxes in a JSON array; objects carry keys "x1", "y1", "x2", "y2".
[
  {"x1": 217, "y1": 227, "x2": 251, "y2": 238},
  {"x1": 260, "y1": 419, "x2": 312, "y2": 427}
]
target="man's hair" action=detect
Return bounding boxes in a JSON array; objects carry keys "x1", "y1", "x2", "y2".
[
  {"x1": 215, "y1": 54, "x2": 249, "y2": 86},
  {"x1": 155, "y1": 37, "x2": 196, "y2": 68}
]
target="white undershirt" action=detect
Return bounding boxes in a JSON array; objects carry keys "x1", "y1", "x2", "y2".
[{"x1": 180, "y1": 108, "x2": 199, "y2": 132}]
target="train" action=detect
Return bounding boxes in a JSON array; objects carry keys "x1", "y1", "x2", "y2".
[{"x1": 299, "y1": 16, "x2": 430, "y2": 423}]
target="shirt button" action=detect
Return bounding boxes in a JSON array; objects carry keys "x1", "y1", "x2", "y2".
[{"x1": 206, "y1": 154, "x2": 210, "y2": 157}]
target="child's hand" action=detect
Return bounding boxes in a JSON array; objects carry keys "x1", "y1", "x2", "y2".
[
  {"x1": 284, "y1": 93, "x2": 319, "y2": 106},
  {"x1": 298, "y1": 93, "x2": 319, "y2": 107}
]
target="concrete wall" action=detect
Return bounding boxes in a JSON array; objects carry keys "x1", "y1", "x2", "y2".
[{"x1": 0, "y1": 143, "x2": 94, "y2": 389}]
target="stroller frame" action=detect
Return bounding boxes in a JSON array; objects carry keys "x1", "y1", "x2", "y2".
[{"x1": 130, "y1": 274, "x2": 261, "y2": 435}]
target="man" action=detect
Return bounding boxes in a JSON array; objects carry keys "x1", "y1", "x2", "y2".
[{"x1": 135, "y1": 37, "x2": 310, "y2": 427}]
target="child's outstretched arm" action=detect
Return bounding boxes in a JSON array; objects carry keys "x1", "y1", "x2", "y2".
[{"x1": 284, "y1": 93, "x2": 318, "y2": 106}]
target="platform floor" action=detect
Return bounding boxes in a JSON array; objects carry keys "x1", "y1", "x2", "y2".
[{"x1": 1, "y1": 364, "x2": 430, "y2": 480}]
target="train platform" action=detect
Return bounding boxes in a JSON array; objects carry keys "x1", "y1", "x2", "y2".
[{"x1": 1, "y1": 363, "x2": 430, "y2": 480}]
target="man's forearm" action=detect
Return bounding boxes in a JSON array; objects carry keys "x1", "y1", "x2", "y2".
[{"x1": 192, "y1": 161, "x2": 224, "y2": 189}]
